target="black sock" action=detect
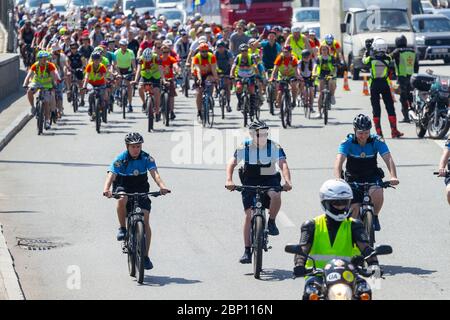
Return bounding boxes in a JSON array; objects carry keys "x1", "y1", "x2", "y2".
[
  {"x1": 245, "y1": 247, "x2": 251, "y2": 253},
  {"x1": 269, "y1": 218, "x2": 275, "y2": 224}
]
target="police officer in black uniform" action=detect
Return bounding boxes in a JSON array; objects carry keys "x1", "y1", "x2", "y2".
[
  {"x1": 390, "y1": 35, "x2": 419, "y2": 123},
  {"x1": 226, "y1": 121, "x2": 293, "y2": 263}
]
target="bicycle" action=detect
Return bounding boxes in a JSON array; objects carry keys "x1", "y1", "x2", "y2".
[
  {"x1": 69, "y1": 71, "x2": 81, "y2": 113},
  {"x1": 236, "y1": 77, "x2": 256, "y2": 127},
  {"x1": 348, "y1": 181, "x2": 394, "y2": 247},
  {"x1": 319, "y1": 75, "x2": 335, "y2": 125},
  {"x1": 266, "y1": 69, "x2": 276, "y2": 115},
  {"x1": 201, "y1": 80, "x2": 215, "y2": 128},
  {"x1": 110, "y1": 191, "x2": 169, "y2": 284},
  {"x1": 142, "y1": 82, "x2": 156, "y2": 132},
  {"x1": 299, "y1": 77, "x2": 315, "y2": 119},
  {"x1": 160, "y1": 80, "x2": 172, "y2": 127},
  {"x1": 86, "y1": 84, "x2": 107, "y2": 134},
  {"x1": 217, "y1": 74, "x2": 231, "y2": 120},
  {"x1": 117, "y1": 73, "x2": 133, "y2": 119},
  {"x1": 277, "y1": 78, "x2": 296, "y2": 129},
  {"x1": 229, "y1": 185, "x2": 284, "y2": 279},
  {"x1": 180, "y1": 60, "x2": 190, "y2": 98},
  {"x1": 29, "y1": 85, "x2": 52, "y2": 135}
]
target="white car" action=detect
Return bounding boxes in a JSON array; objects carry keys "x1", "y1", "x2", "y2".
[
  {"x1": 66, "y1": 0, "x2": 94, "y2": 9},
  {"x1": 421, "y1": 1, "x2": 436, "y2": 14},
  {"x1": 302, "y1": 22, "x2": 321, "y2": 39},
  {"x1": 292, "y1": 7, "x2": 320, "y2": 31},
  {"x1": 154, "y1": 8, "x2": 186, "y2": 26},
  {"x1": 156, "y1": 0, "x2": 185, "y2": 10},
  {"x1": 24, "y1": 0, "x2": 51, "y2": 11},
  {"x1": 94, "y1": 0, "x2": 118, "y2": 8},
  {"x1": 123, "y1": 0, "x2": 156, "y2": 15},
  {"x1": 52, "y1": 0, "x2": 69, "y2": 17}
]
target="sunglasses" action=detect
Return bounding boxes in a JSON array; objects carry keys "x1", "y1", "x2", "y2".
[
  {"x1": 155, "y1": 46, "x2": 162, "y2": 49},
  {"x1": 200, "y1": 50, "x2": 209, "y2": 53},
  {"x1": 162, "y1": 51, "x2": 170, "y2": 53}
]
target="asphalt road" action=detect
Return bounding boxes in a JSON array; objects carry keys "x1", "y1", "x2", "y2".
[{"x1": 0, "y1": 61, "x2": 449, "y2": 300}]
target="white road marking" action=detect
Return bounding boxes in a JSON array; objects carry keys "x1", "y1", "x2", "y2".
[{"x1": 276, "y1": 210, "x2": 296, "y2": 228}]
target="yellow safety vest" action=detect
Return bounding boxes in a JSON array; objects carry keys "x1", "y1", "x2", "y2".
[
  {"x1": 140, "y1": 55, "x2": 160, "y2": 79},
  {"x1": 31, "y1": 62, "x2": 53, "y2": 89},
  {"x1": 290, "y1": 35, "x2": 305, "y2": 60}
]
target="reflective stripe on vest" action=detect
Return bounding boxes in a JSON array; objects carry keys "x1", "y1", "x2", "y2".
[
  {"x1": 140, "y1": 55, "x2": 160, "y2": 79},
  {"x1": 32, "y1": 62, "x2": 52, "y2": 88},
  {"x1": 397, "y1": 50, "x2": 416, "y2": 77},
  {"x1": 194, "y1": 52, "x2": 213, "y2": 75},
  {"x1": 370, "y1": 59, "x2": 390, "y2": 85},
  {"x1": 290, "y1": 35, "x2": 305, "y2": 59},
  {"x1": 277, "y1": 54, "x2": 296, "y2": 79},
  {"x1": 305, "y1": 214, "x2": 360, "y2": 270}
]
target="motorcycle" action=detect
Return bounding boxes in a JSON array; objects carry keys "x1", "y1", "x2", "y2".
[
  {"x1": 284, "y1": 244, "x2": 393, "y2": 300},
  {"x1": 410, "y1": 73, "x2": 450, "y2": 139}
]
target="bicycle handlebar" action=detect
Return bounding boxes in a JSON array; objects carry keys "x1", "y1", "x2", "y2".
[
  {"x1": 227, "y1": 185, "x2": 284, "y2": 193},
  {"x1": 349, "y1": 181, "x2": 394, "y2": 189},
  {"x1": 109, "y1": 191, "x2": 171, "y2": 199}
]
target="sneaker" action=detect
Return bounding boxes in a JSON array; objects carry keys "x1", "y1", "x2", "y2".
[
  {"x1": 170, "y1": 111, "x2": 176, "y2": 120},
  {"x1": 144, "y1": 257, "x2": 154, "y2": 270},
  {"x1": 268, "y1": 219, "x2": 279, "y2": 236},
  {"x1": 331, "y1": 96, "x2": 336, "y2": 105},
  {"x1": 116, "y1": 227, "x2": 127, "y2": 241},
  {"x1": 391, "y1": 129, "x2": 404, "y2": 139},
  {"x1": 239, "y1": 251, "x2": 252, "y2": 264},
  {"x1": 373, "y1": 216, "x2": 381, "y2": 232},
  {"x1": 44, "y1": 121, "x2": 51, "y2": 130},
  {"x1": 67, "y1": 91, "x2": 72, "y2": 103},
  {"x1": 155, "y1": 112, "x2": 161, "y2": 122},
  {"x1": 30, "y1": 106, "x2": 36, "y2": 116},
  {"x1": 128, "y1": 105, "x2": 133, "y2": 113},
  {"x1": 226, "y1": 105, "x2": 232, "y2": 113},
  {"x1": 80, "y1": 100, "x2": 85, "y2": 107}
]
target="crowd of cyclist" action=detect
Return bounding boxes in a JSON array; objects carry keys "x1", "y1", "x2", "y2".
[{"x1": 16, "y1": 3, "x2": 349, "y2": 131}]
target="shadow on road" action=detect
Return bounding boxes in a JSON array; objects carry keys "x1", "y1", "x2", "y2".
[
  {"x1": 0, "y1": 210, "x2": 40, "y2": 214},
  {"x1": 141, "y1": 275, "x2": 202, "y2": 287},
  {"x1": 257, "y1": 268, "x2": 295, "y2": 282},
  {"x1": 382, "y1": 265, "x2": 437, "y2": 276}
]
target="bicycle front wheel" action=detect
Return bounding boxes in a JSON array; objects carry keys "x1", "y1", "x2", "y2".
[
  {"x1": 363, "y1": 210, "x2": 375, "y2": 248},
  {"x1": 72, "y1": 85, "x2": 78, "y2": 113},
  {"x1": 147, "y1": 95, "x2": 154, "y2": 132},
  {"x1": 323, "y1": 93, "x2": 329, "y2": 125},
  {"x1": 122, "y1": 88, "x2": 127, "y2": 119},
  {"x1": 127, "y1": 223, "x2": 136, "y2": 277},
  {"x1": 253, "y1": 215, "x2": 264, "y2": 279},
  {"x1": 135, "y1": 221, "x2": 146, "y2": 284},
  {"x1": 208, "y1": 96, "x2": 215, "y2": 128},
  {"x1": 36, "y1": 101, "x2": 44, "y2": 135},
  {"x1": 280, "y1": 93, "x2": 287, "y2": 129},
  {"x1": 95, "y1": 98, "x2": 101, "y2": 133}
]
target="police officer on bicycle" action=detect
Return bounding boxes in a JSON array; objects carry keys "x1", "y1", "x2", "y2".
[
  {"x1": 103, "y1": 133, "x2": 171, "y2": 270},
  {"x1": 225, "y1": 120, "x2": 293, "y2": 264},
  {"x1": 333, "y1": 114, "x2": 399, "y2": 231}
]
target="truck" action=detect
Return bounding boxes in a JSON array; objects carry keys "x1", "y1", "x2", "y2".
[{"x1": 320, "y1": 0, "x2": 424, "y2": 80}]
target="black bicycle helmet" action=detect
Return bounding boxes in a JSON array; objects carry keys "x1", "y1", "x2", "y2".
[
  {"x1": 302, "y1": 49, "x2": 311, "y2": 57},
  {"x1": 124, "y1": 132, "x2": 144, "y2": 144},
  {"x1": 353, "y1": 114, "x2": 372, "y2": 131},
  {"x1": 248, "y1": 120, "x2": 269, "y2": 130},
  {"x1": 395, "y1": 35, "x2": 407, "y2": 48},
  {"x1": 91, "y1": 52, "x2": 101, "y2": 60}
]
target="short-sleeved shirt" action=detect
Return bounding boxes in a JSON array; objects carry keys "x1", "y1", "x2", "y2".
[
  {"x1": 85, "y1": 62, "x2": 107, "y2": 86},
  {"x1": 230, "y1": 32, "x2": 250, "y2": 56},
  {"x1": 274, "y1": 54, "x2": 299, "y2": 79},
  {"x1": 161, "y1": 55, "x2": 178, "y2": 79},
  {"x1": 193, "y1": 53, "x2": 217, "y2": 76},
  {"x1": 114, "y1": 48, "x2": 135, "y2": 70},
  {"x1": 108, "y1": 150, "x2": 157, "y2": 193},
  {"x1": 215, "y1": 49, "x2": 233, "y2": 75},
  {"x1": 338, "y1": 134, "x2": 390, "y2": 177},
  {"x1": 234, "y1": 139, "x2": 286, "y2": 178},
  {"x1": 446, "y1": 139, "x2": 450, "y2": 150},
  {"x1": 139, "y1": 40, "x2": 154, "y2": 51},
  {"x1": 261, "y1": 40, "x2": 281, "y2": 70},
  {"x1": 67, "y1": 51, "x2": 84, "y2": 69},
  {"x1": 31, "y1": 61, "x2": 56, "y2": 74}
]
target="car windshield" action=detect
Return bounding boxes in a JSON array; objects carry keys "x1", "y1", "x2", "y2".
[
  {"x1": 126, "y1": 0, "x2": 156, "y2": 9},
  {"x1": 159, "y1": 0, "x2": 180, "y2": 3},
  {"x1": 355, "y1": 9, "x2": 411, "y2": 33},
  {"x1": 158, "y1": 10, "x2": 182, "y2": 20},
  {"x1": 95, "y1": 0, "x2": 117, "y2": 6},
  {"x1": 438, "y1": 11, "x2": 450, "y2": 20},
  {"x1": 54, "y1": 5, "x2": 66, "y2": 12},
  {"x1": 28, "y1": 0, "x2": 50, "y2": 7},
  {"x1": 72, "y1": 0, "x2": 94, "y2": 5},
  {"x1": 421, "y1": 1, "x2": 433, "y2": 9},
  {"x1": 295, "y1": 10, "x2": 319, "y2": 22},
  {"x1": 413, "y1": 18, "x2": 450, "y2": 32}
]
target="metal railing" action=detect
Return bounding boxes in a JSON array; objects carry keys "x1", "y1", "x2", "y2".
[{"x1": 0, "y1": 0, "x2": 17, "y2": 53}]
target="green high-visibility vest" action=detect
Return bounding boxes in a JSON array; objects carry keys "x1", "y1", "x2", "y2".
[
  {"x1": 363, "y1": 55, "x2": 390, "y2": 85},
  {"x1": 397, "y1": 50, "x2": 416, "y2": 77},
  {"x1": 305, "y1": 214, "x2": 361, "y2": 270}
]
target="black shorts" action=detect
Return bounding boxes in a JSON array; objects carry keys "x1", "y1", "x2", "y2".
[
  {"x1": 113, "y1": 185, "x2": 152, "y2": 212},
  {"x1": 445, "y1": 176, "x2": 450, "y2": 186},
  {"x1": 241, "y1": 175, "x2": 282, "y2": 210},
  {"x1": 139, "y1": 76, "x2": 161, "y2": 88},
  {"x1": 346, "y1": 175, "x2": 383, "y2": 204}
]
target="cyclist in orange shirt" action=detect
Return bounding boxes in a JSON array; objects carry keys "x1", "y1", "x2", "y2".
[
  {"x1": 192, "y1": 43, "x2": 219, "y2": 120},
  {"x1": 82, "y1": 52, "x2": 109, "y2": 121},
  {"x1": 160, "y1": 45, "x2": 180, "y2": 120}
]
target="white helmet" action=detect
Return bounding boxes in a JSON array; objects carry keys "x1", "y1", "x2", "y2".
[
  {"x1": 142, "y1": 48, "x2": 153, "y2": 61},
  {"x1": 319, "y1": 179, "x2": 353, "y2": 222},
  {"x1": 292, "y1": 26, "x2": 301, "y2": 33},
  {"x1": 163, "y1": 39, "x2": 173, "y2": 46},
  {"x1": 372, "y1": 37, "x2": 387, "y2": 53}
]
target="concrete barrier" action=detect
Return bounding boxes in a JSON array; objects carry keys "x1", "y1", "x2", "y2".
[{"x1": 0, "y1": 54, "x2": 19, "y2": 102}]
